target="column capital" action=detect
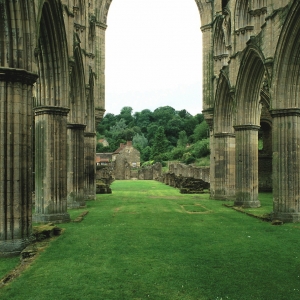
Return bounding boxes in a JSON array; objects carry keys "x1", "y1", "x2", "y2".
[
  {"x1": 67, "y1": 123, "x2": 86, "y2": 130},
  {"x1": 34, "y1": 106, "x2": 70, "y2": 116},
  {"x1": 233, "y1": 124, "x2": 260, "y2": 131},
  {"x1": 214, "y1": 132, "x2": 235, "y2": 138},
  {"x1": 84, "y1": 132, "x2": 96, "y2": 138},
  {"x1": 0, "y1": 67, "x2": 38, "y2": 85},
  {"x1": 270, "y1": 108, "x2": 300, "y2": 117}
]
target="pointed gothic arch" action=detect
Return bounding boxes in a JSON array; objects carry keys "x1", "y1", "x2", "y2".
[
  {"x1": 211, "y1": 70, "x2": 235, "y2": 200},
  {"x1": 33, "y1": 0, "x2": 71, "y2": 224}
]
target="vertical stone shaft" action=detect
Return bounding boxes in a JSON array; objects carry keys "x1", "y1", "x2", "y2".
[
  {"x1": 34, "y1": 106, "x2": 70, "y2": 223},
  {"x1": 212, "y1": 133, "x2": 236, "y2": 200},
  {"x1": 0, "y1": 69, "x2": 37, "y2": 256},
  {"x1": 94, "y1": 22, "x2": 107, "y2": 124},
  {"x1": 67, "y1": 123, "x2": 86, "y2": 208},
  {"x1": 84, "y1": 132, "x2": 96, "y2": 200},
  {"x1": 234, "y1": 125, "x2": 261, "y2": 207},
  {"x1": 271, "y1": 110, "x2": 300, "y2": 222}
]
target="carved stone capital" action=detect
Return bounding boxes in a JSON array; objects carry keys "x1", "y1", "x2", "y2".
[
  {"x1": 67, "y1": 123, "x2": 86, "y2": 130},
  {"x1": 84, "y1": 132, "x2": 96, "y2": 138},
  {"x1": 34, "y1": 106, "x2": 70, "y2": 117},
  {"x1": 0, "y1": 67, "x2": 38, "y2": 85},
  {"x1": 214, "y1": 132, "x2": 235, "y2": 138},
  {"x1": 234, "y1": 124, "x2": 260, "y2": 131},
  {"x1": 270, "y1": 108, "x2": 300, "y2": 118}
]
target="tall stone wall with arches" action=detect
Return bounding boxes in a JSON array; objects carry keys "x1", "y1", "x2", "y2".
[
  {"x1": 203, "y1": 0, "x2": 300, "y2": 223},
  {"x1": 0, "y1": 0, "x2": 300, "y2": 256}
]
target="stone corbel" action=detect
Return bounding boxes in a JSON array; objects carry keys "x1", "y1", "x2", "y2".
[
  {"x1": 73, "y1": 6, "x2": 79, "y2": 15},
  {"x1": 202, "y1": 108, "x2": 214, "y2": 131},
  {"x1": 264, "y1": 57, "x2": 273, "y2": 83},
  {"x1": 68, "y1": 58, "x2": 75, "y2": 76},
  {"x1": 249, "y1": 7, "x2": 267, "y2": 17},
  {"x1": 74, "y1": 23, "x2": 86, "y2": 32}
]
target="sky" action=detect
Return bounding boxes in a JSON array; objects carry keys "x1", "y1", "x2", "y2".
[{"x1": 105, "y1": 0, "x2": 203, "y2": 116}]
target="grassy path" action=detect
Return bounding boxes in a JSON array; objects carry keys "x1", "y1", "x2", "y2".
[{"x1": 1, "y1": 180, "x2": 300, "y2": 299}]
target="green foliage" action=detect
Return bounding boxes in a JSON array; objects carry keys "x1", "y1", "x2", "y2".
[
  {"x1": 192, "y1": 120, "x2": 209, "y2": 142},
  {"x1": 141, "y1": 146, "x2": 152, "y2": 162},
  {"x1": 132, "y1": 133, "x2": 148, "y2": 150},
  {"x1": 151, "y1": 126, "x2": 169, "y2": 162},
  {"x1": 96, "y1": 105, "x2": 209, "y2": 164},
  {"x1": 177, "y1": 130, "x2": 188, "y2": 148}
]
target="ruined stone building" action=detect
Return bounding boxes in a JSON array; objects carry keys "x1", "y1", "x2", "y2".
[
  {"x1": 0, "y1": 0, "x2": 300, "y2": 256},
  {"x1": 112, "y1": 141, "x2": 140, "y2": 179}
]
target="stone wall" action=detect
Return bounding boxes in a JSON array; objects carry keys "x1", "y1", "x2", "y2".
[
  {"x1": 159, "y1": 163, "x2": 210, "y2": 194},
  {"x1": 138, "y1": 163, "x2": 162, "y2": 180}
]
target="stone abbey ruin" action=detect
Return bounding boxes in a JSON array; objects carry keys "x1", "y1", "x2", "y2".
[{"x1": 0, "y1": 0, "x2": 300, "y2": 256}]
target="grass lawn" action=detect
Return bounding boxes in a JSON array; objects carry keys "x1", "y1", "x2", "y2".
[{"x1": 1, "y1": 180, "x2": 300, "y2": 299}]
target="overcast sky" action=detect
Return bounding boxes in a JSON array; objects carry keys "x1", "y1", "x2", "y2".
[{"x1": 105, "y1": 0, "x2": 202, "y2": 116}]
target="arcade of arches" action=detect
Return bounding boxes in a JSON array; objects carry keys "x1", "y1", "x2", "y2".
[{"x1": 0, "y1": 0, "x2": 299, "y2": 256}]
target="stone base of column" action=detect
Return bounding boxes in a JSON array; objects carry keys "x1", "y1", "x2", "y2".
[
  {"x1": 0, "y1": 239, "x2": 31, "y2": 257},
  {"x1": 67, "y1": 199, "x2": 86, "y2": 209},
  {"x1": 271, "y1": 212, "x2": 300, "y2": 223},
  {"x1": 234, "y1": 199, "x2": 261, "y2": 208},
  {"x1": 33, "y1": 213, "x2": 71, "y2": 224},
  {"x1": 211, "y1": 194, "x2": 236, "y2": 201},
  {"x1": 85, "y1": 194, "x2": 96, "y2": 201}
]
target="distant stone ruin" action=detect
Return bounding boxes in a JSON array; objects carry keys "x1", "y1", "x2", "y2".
[{"x1": 159, "y1": 163, "x2": 210, "y2": 194}]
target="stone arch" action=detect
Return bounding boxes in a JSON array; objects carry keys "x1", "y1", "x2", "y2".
[
  {"x1": 213, "y1": 8, "x2": 231, "y2": 74},
  {"x1": 235, "y1": 0, "x2": 251, "y2": 29},
  {"x1": 35, "y1": 1, "x2": 69, "y2": 107},
  {"x1": 69, "y1": 42, "x2": 86, "y2": 124},
  {"x1": 211, "y1": 70, "x2": 235, "y2": 200},
  {"x1": 233, "y1": 46, "x2": 267, "y2": 208},
  {"x1": 270, "y1": 0, "x2": 300, "y2": 222},
  {"x1": 33, "y1": 0, "x2": 71, "y2": 224},
  {"x1": 235, "y1": 47, "x2": 266, "y2": 126},
  {"x1": 67, "y1": 41, "x2": 87, "y2": 209},
  {"x1": 234, "y1": 0, "x2": 253, "y2": 51}
]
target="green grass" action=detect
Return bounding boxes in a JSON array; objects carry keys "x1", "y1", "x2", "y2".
[{"x1": 1, "y1": 181, "x2": 300, "y2": 299}]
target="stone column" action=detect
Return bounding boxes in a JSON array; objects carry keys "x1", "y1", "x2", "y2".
[
  {"x1": 84, "y1": 132, "x2": 96, "y2": 200},
  {"x1": 212, "y1": 133, "x2": 235, "y2": 200},
  {"x1": 234, "y1": 125, "x2": 261, "y2": 208},
  {"x1": 67, "y1": 123, "x2": 86, "y2": 208},
  {"x1": 33, "y1": 106, "x2": 70, "y2": 223},
  {"x1": 0, "y1": 68, "x2": 38, "y2": 256},
  {"x1": 94, "y1": 22, "x2": 107, "y2": 126},
  {"x1": 271, "y1": 109, "x2": 300, "y2": 222}
]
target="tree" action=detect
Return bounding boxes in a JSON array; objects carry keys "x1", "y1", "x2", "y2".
[
  {"x1": 192, "y1": 120, "x2": 209, "y2": 142},
  {"x1": 177, "y1": 130, "x2": 188, "y2": 148},
  {"x1": 150, "y1": 126, "x2": 169, "y2": 161},
  {"x1": 133, "y1": 133, "x2": 148, "y2": 150},
  {"x1": 118, "y1": 106, "x2": 134, "y2": 125}
]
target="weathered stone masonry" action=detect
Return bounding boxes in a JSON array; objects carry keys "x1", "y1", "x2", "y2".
[{"x1": 1, "y1": 0, "x2": 300, "y2": 256}]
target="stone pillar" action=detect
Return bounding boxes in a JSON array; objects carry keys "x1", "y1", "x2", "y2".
[
  {"x1": 84, "y1": 132, "x2": 96, "y2": 200},
  {"x1": 212, "y1": 133, "x2": 235, "y2": 200},
  {"x1": 271, "y1": 109, "x2": 300, "y2": 222},
  {"x1": 234, "y1": 125, "x2": 261, "y2": 208},
  {"x1": 94, "y1": 22, "x2": 107, "y2": 126},
  {"x1": 67, "y1": 123, "x2": 86, "y2": 208},
  {"x1": 0, "y1": 68, "x2": 38, "y2": 256},
  {"x1": 34, "y1": 106, "x2": 70, "y2": 223}
]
